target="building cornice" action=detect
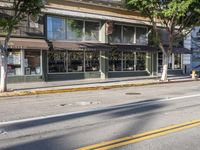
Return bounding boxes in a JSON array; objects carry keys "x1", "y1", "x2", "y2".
[{"x1": 43, "y1": 7, "x2": 151, "y2": 26}]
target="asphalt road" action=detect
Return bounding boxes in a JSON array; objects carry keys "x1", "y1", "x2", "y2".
[{"x1": 0, "y1": 81, "x2": 200, "y2": 150}]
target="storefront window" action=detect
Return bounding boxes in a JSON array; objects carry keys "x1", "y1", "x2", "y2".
[
  {"x1": 168, "y1": 54, "x2": 172, "y2": 69},
  {"x1": 7, "y1": 50, "x2": 22, "y2": 76},
  {"x1": 174, "y1": 54, "x2": 182, "y2": 69},
  {"x1": 136, "y1": 52, "x2": 146, "y2": 70},
  {"x1": 85, "y1": 51, "x2": 100, "y2": 71},
  {"x1": 85, "y1": 21, "x2": 100, "y2": 41},
  {"x1": 24, "y1": 50, "x2": 41, "y2": 75},
  {"x1": 136, "y1": 27, "x2": 148, "y2": 45},
  {"x1": 123, "y1": 26, "x2": 135, "y2": 44},
  {"x1": 109, "y1": 51, "x2": 122, "y2": 71},
  {"x1": 48, "y1": 52, "x2": 66, "y2": 73},
  {"x1": 123, "y1": 51, "x2": 135, "y2": 71},
  {"x1": 109, "y1": 25, "x2": 122, "y2": 43},
  {"x1": 47, "y1": 16, "x2": 65, "y2": 40},
  {"x1": 68, "y1": 51, "x2": 84, "y2": 72},
  {"x1": 66, "y1": 19, "x2": 84, "y2": 41},
  {"x1": 158, "y1": 52, "x2": 163, "y2": 72}
]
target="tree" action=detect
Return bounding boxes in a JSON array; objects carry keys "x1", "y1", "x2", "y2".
[
  {"x1": 126, "y1": 0, "x2": 200, "y2": 81},
  {"x1": 0, "y1": 0, "x2": 44, "y2": 92}
]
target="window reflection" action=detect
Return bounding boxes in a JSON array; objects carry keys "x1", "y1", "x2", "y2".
[
  {"x1": 47, "y1": 16, "x2": 100, "y2": 42},
  {"x1": 66, "y1": 19, "x2": 84, "y2": 41},
  {"x1": 109, "y1": 25, "x2": 122, "y2": 43},
  {"x1": 136, "y1": 27, "x2": 148, "y2": 45},
  {"x1": 24, "y1": 50, "x2": 41, "y2": 75},
  {"x1": 47, "y1": 16, "x2": 65, "y2": 40},
  {"x1": 85, "y1": 21, "x2": 100, "y2": 41},
  {"x1": 85, "y1": 51, "x2": 100, "y2": 71},
  {"x1": 48, "y1": 52, "x2": 66, "y2": 73},
  {"x1": 68, "y1": 51, "x2": 84, "y2": 72},
  {"x1": 123, "y1": 51, "x2": 135, "y2": 71},
  {"x1": 109, "y1": 51, "x2": 122, "y2": 71},
  {"x1": 123, "y1": 26, "x2": 135, "y2": 44},
  {"x1": 7, "y1": 50, "x2": 22, "y2": 76},
  {"x1": 174, "y1": 54, "x2": 182, "y2": 69},
  {"x1": 136, "y1": 52, "x2": 146, "y2": 70}
]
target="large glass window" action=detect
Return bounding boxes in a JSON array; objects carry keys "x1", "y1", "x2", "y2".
[
  {"x1": 109, "y1": 51, "x2": 122, "y2": 71},
  {"x1": 174, "y1": 54, "x2": 182, "y2": 69},
  {"x1": 85, "y1": 51, "x2": 100, "y2": 71},
  {"x1": 24, "y1": 50, "x2": 41, "y2": 75},
  {"x1": 136, "y1": 52, "x2": 146, "y2": 70},
  {"x1": 123, "y1": 26, "x2": 135, "y2": 44},
  {"x1": 123, "y1": 51, "x2": 135, "y2": 71},
  {"x1": 66, "y1": 19, "x2": 84, "y2": 41},
  {"x1": 47, "y1": 16, "x2": 100, "y2": 42},
  {"x1": 168, "y1": 54, "x2": 172, "y2": 69},
  {"x1": 68, "y1": 51, "x2": 84, "y2": 72},
  {"x1": 109, "y1": 25, "x2": 122, "y2": 43},
  {"x1": 7, "y1": 50, "x2": 22, "y2": 76},
  {"x1": 136, "y1": 27, "x2": 148, "y2": 45},
  {"x1": 48, "y1": 52, "x2": 66, "y2": 73},
  {"x1": 47, "y1": 16, "x2": 65, "y2": 40},
  {"x1": 85, "y1": 21, "x2": 100, "y2": 41}
]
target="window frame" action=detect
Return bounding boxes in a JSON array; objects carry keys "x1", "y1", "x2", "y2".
[
  {"x1": 109, "y1": 23, "x2": 148, "y2": 45},
  {"x1": 46, "y1": 15, "x2": 101, "y2": 42}
]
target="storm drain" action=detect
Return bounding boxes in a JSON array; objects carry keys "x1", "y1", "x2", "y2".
[{"x1": 125, "y1": 92, "x2": 141, "y2": 95}]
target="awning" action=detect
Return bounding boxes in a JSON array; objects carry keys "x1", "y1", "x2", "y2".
[
  {"x1": 52, "y1": 41, "x2": 157, "y2": 52},
  {"x1": 52, "y1": 41, "x2": 111, "y2": 51},
  {"x1": 172, "y1": 47, "x2": 192, "y2": 54},
  {"x1": 110, "y1": 44, "x2": 157, "y2": 52},
  {"x1": 0, "y1": 37, "x2": 49, "y2": 50}
]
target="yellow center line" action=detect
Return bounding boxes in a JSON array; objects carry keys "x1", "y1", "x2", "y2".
[{"x1": 77, "y1": 119, "x2": 200, "y2": 150}]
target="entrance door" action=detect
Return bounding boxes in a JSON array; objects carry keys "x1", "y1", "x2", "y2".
[{"x1": 158, "y1": 52, "x2": 163, "y2": 73}]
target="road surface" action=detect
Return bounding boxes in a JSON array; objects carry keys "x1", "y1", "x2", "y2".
[{"x1": 0, "y1": 81, "x2": 200, "y2": 150}]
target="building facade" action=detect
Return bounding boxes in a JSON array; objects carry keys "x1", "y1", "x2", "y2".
[{"x1": 0, "y1": 0, "x2": 191, "y2": 83}]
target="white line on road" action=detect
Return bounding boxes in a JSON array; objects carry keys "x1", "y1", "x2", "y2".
[{"x1": 0, "y1": 94, "x2": 200, "y2": 126}]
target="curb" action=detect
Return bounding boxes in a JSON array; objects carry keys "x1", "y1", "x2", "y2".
[{"x1": 0, "y1": 79, "x2": 199, "y2": 98}]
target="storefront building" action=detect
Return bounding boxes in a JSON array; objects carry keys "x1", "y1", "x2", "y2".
[{"x1": 0, "y1": 0, "x2": 191, "y2": 83}]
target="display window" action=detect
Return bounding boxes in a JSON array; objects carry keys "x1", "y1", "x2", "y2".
[
  {"x1": 68, "y1": 51, "x2": 84, "y2": 72},
  {"x1": 136, "y1": 52, "x2": 146, "y2": 71},
  {"x1": 123, "y1": 51, "x2": 135, "y2": 71},
  {"x1": 109, "y1": 51, "x2": 122, "y2": 71},
  {"x1": 85, "y1": 51, "x2": 100, "y2": 72},
  {"x1": 24, "y1": 50, "x2": 41, "y2": 75},
  {"x1": 7, "y1": 50, "x2": 22, "y2": 76},
  {"x1": 174, "y1": 54, "x2": 182, "y2": 69},
  {"x1": 48, "y1": 52, "x2": 66, "y2": 73}
]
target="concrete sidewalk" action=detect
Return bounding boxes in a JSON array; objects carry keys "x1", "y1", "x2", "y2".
[{"x1": 0, "y1": 75, "x2": 198, "y2": 97}]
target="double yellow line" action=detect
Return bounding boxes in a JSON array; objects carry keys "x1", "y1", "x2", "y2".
[{"x1": 77, "y1": 119, "x2": 200, "y2": 150}]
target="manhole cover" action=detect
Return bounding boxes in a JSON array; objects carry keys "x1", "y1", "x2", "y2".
[
  {"x1": 125, "y1": 92, "x2": 141, "y2": 95},
  {"x1": 60, "y1": 104, "x2": 67, "y2": 106}
]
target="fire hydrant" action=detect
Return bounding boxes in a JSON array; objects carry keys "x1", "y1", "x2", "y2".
[{"x1": 192, "y1": 70, "x2": 197, "y2": 80}]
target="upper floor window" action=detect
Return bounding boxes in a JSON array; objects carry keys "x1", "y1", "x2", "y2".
[
  {"x1": 109, "y1": 25, "x2": 122, "y2": 43},
  {"x1": 47, "y1": 16, "x2": 65, "y2": 40},
  {"x1": 47, "y1": 16, "x2": 100, "y2": 42},
  {"x1": 136, "y1": 27, "x2": 148, "y2": 45},
  {"x1": 85, "y1": 21, "x2": 100, "y2": 41},
  {"x1": 109, "y1": 24, "x2": 148, "y2": 45},
  {"x1": 66, "y1": 19, "x2": 84, "y2": 41},
  {"x1": 123, "y1": 26, "x2": 135, "y2": 44}
]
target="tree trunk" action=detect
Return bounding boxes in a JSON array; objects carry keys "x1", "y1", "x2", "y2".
[
  {"x1": 161, "y1": 54, "x2": 169, "y2": 81},
  {"x1": 0, "y1": 53, "x2": 7, "y2": 92},
  {"x1": 0, "y1": 32, "x2": 11, "y2": 92}
]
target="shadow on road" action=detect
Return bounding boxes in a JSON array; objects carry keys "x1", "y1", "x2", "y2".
[{"x1": 0, "y1": 98, "x2": 168, "y2": 150}]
